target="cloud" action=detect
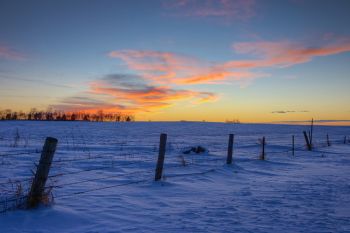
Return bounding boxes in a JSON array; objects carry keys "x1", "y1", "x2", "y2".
[
  {"x1": 0, "y1": 75, "x2": 72, "y2": 88},
  {"x1": 0, "y1": 45, "x2": 26, "y2": 60},
  {"x1": 271, "y1": 110, "x2": 309, "y2": 114},
  {"x1": 227, "y1": 38, "x2": 350, "y2": 69},
  {"x1": 108, "y1": 49, "x2": 263, "y2": 86},
  {"x1": 109, "y1": 36, "x2": 350, "y2": 90},
  {"x1": 163, "y1": 0, "x2": 256, "y2": 20},
  {"x1": 52, "y1": 96, "x2": 126, "y2": 113},
  {"x1": 271, "y1": 111, "x2": 291, "y2": 114},
  {"x1": 53, "y1": 74, "x2": 218, "y2": 113},
  {"x1": 109, "y1": 50, "x2": 199, "y2": 83},
  {"x1": 90, "y1": 75, "x2": 217, "y2": 110}
]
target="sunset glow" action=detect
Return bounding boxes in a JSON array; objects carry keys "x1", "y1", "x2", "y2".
[{"x1": 1, "y1": 0, "x2": 349, "y2": 124}]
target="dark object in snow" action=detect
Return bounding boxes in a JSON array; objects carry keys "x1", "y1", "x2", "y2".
[{"x1": 183, "y1": 146, "x2": 208, "y2": 154}]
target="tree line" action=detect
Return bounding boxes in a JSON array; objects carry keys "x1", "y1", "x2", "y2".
[{"x1": 0, "y1": 109, "x2": 135, "y2": 122}]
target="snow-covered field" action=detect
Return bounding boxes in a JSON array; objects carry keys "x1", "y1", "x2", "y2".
[{"x1": 0, "y1": 121, "x2": 349, "y2": 233}]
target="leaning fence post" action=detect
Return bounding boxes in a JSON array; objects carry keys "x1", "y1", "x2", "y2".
[
  {"x1": 27, "y1": 137, "x2": 58, "y2": 208},
  {"x1": 260, "y1": 137, "x2": 265, "y2": 160},
  {"x1": 303, "y1": 131, "x2": 312, "y2": 151},
  {"x1": 292, "y1": 135, "x2": 295, "y2": 156},
  {"x1": 226, "y1": 134, "x2": 234, "y2": 164},
  {"x1": 327, "y1": 134, "x2": 331, "y2": 147},
  {"x1": 155, "y1": 133, "x2": 167, "y2": 181}
]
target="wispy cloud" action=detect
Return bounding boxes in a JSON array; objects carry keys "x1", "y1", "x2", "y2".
[
  {"x1": 163, "y1": 0, "x2": 256, "y2": 20},
  {"x1": 0, "y1": 45, "x2": 26, "y2": 60},
  {"x1": 52, "y1": 96, "x2": 127, "y2": 113},
  {"x1": 0, "y1": 75, "x2": 73, "y2": 88},
  {"x1": 226, "y1": 38, "x2": 350, "y2": 69},
  {"x1": 271, "y1": 110, "x2": 309, "y2": 114}
]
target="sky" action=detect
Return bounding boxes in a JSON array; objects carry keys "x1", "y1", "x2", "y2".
[{"x1": 0, "y1": 0, "x2": 350, "y2": 124}]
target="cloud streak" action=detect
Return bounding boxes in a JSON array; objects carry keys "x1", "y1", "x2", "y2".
[
  {"x1": 271, "y1": 110, "x2": 309, "y2": 114},
  {"x1": 163, "y1": 0, "x2": 256, "y2": 20},
  {"x1": 226, "y1": 38, "x2": 350, "y2": 69},
  {"x1": 0, "y1": 45, "x2": 26, "y2": 60}
]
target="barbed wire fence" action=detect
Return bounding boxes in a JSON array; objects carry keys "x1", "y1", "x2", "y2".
[{"x1": 0, "y1": 130, "x2": 349, "y2": 213}]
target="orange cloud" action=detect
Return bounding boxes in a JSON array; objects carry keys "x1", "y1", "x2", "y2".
[
  {"x1": 174, "y1": 72, "x2": 231, "y2": 85},
  {"x1": 108, "y1": 49, "x2": 261, "y2": 86},
  {"x1": 90, "y1": 79, "x2": 217, "y2": 109},
  {"x1": 175, "y1": 70, "x2": 266, "y2": 85},
  {"x1": 53, "y1": 74, "x2": 218, "y2": 114}
]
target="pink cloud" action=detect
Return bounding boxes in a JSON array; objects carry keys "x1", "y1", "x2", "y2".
[
  {"x1": 108, "y1": 49, "x2": 260, "y2": 86},
  {"x1": 227, "y1": 38, "x2": 350, "y2": 69},
  {"x1": 109, "y1": 36, "x2": 350, "y2": 90},
  {"x1": 109, "y1": 50, "x2": 199, "y2": 82},
  {"x1": 0, "y1": 45, "x2": 26, "y2": 60}
]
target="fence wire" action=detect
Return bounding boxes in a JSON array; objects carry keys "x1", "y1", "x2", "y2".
[{"x1": 0, "y1": 132, "x2": 349, "y2": 213}]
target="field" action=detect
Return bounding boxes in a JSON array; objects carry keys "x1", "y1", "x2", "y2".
[{"x1": 0, "y1": 121, "x2": 349, "y2": 233}]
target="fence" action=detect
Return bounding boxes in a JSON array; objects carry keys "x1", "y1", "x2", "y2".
[{"x1": 0, "y1": 130, "x2": 349, "y2": 213}]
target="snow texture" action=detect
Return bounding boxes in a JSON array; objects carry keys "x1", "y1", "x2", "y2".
[{"x1": 0, "y1": 121, "x2": 349, "y2": 233}]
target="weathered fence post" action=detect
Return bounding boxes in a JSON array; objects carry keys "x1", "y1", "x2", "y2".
[
  {"x1": 155, "y1": 133, "x2": 167, "y2": 181},
  {"x1": 27, "y1": 137, "x2": 58, "y2": 208},
  {"x1": 344, "y1": 136, "x2": 347, "y2": 144},
  {"x1": 260, "y1": 137, "x2": 265, "y2": 160},
  {"x1": 303, "y1": 131, "x2": 312, "y2": 151},
  {"x1": 327, "y1": 134, "x2": 331, "y2": 147},
  {"x1": 226, "y1": 134, "x2": 234, "y2": 164},
  {"x1": 292, "y1": 135, "x2": 295, "y2": 156}
]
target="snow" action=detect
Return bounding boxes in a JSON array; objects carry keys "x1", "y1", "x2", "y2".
[{"x1": 0, "y1": 121, "x2": 349, "y2": 232}]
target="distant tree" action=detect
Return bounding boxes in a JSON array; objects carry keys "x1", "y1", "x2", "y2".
[
  {"x1": 71, "y1": 113, "x2": 76, "y2": 121},
  {"x1": 0, "y1": 108, "x2": 134, "y2": 122}
]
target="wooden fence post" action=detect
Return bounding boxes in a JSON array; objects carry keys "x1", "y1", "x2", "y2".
[
  {"x1": 344, "y1": 136, "x2": 347, "y2": 144},
  {"x1": 303, "y1": 131, "x2": 312, "y2": 151},
  {"x1": 226, "y1": 134, "x2": 234, "y2": 164},
  {"x1": 327, "y1": 134, "x2": 331, "y2": 147},
  {"x1": 292, "y1": 135, "x2": 295, "y2": 156},
  {"x1": 155, "y1": 133, "x2": 167, "y2": 181},
  {"x1": 260, "y1": 137, "x2": 265, "y2": 160},
  {"x1": 27, "y1": 137, "x2": 58, "y2": 208}
]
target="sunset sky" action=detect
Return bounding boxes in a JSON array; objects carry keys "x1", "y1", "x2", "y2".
[{"x1": 1, "y1": 0, "x2": 350, "y2": 124}]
